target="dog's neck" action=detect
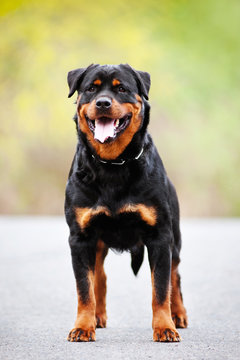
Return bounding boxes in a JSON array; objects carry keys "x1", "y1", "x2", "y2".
[{"x1": 91, "y1": 145, "x2": 144, "y2": 166}]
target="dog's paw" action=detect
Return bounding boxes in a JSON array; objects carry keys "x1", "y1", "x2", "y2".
[
  {"x1": 96, "y1": 313, "x2": 107, "y2": 328},
  {"x1": 172, "y1": 312, "x2": 188, "y2": 328},
  {"x1": 153, "y1": 327, "x2": 181, "y2": 342},
  {"x1": 67, "y1": 328, "x2": 96, "y2": 342}
]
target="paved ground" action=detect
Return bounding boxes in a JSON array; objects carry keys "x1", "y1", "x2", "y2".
[{"x1": 0, "y1": 217, "x2": 239, "y2": 360}]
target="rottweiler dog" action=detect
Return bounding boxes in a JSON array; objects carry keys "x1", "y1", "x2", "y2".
[{"x1": 65, "y1": 64, "x2": 188, "y2": 342}]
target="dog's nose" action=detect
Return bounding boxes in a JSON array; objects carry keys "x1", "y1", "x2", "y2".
[{"x1": 96, "y1": 97, "x2": 112, "y2": 109}]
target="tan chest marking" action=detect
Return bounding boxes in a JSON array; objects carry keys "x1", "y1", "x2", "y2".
[
  {"x1": 118, "y1": 204, "x2": 157, "y2": 226},
  {"x1": 75, "y1": 206, "x2": 110, "y2": 230},
  {"x1": 75, "y1": 203, "x2": 157, "y2": 230}
]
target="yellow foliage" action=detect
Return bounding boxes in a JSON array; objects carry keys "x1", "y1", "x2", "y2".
[{"x1": 0, "y1": 0, "x2": 239, "y2": 215}]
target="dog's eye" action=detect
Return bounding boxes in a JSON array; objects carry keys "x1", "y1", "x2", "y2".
[
  {"x1": 87, "y1": 86, "x2": 96, "y2": 92},
  {"x1": 118, "y1": 86, "x2": 126, "y2": 93}
]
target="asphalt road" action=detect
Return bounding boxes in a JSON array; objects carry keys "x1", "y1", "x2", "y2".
[{"x1": 0, "y1": 217, "x2": 239, "y2": 360}]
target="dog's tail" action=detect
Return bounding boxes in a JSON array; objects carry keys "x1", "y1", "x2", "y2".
[{"x1": 130, "y1": 242, "x2": 144, "y2": 276}]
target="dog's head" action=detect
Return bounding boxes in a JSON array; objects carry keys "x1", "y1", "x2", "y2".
[{"x1": 67, "y1": 64, "x2": 151, "y2": 160}]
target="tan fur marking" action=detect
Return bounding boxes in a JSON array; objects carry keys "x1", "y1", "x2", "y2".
[
  {"x1": 112, "y1": 78, "x2": 120, "y2": 86},
  {"x1": 78, "y1": 97, "x2": 142, "y2": 160},
  {"x1": 68, "y1": 270, "x2": 96, "y2": 341},
  {"x1": 171, "y1": 262, "x2": 188, "y2": 328},
  {"x1": 75, "y1": 271, "x2": 96, "y2": 330},
  {"x1": 75, "y1": 206, "x2": 111, "y2": 230},
  {"x1": 93, "y1": 79, "x2": 101, "y2": 85},
  {"x1": 118, "y1": 204, "x2": 157, "y2": 226},
  {"x1": 171, "y1": 264, "x2": 183, "y2": 311},
  {"x1": 94, "y1": 240, "x2": 108, "y2": 328},
  {"x1": 151, "y1": 272, "x2": 181, "y2": 342},
  {"x1": 135, "y1": 94, "x2": 142, "y2": 102},
  {"x1": 152, "y1": 272, "x2": 172, "y2": 329}
]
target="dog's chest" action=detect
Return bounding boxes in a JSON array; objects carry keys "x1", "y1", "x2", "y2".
[
  {"x1": 75, "y1": 203, "x2": 156, "y2": 229},
  {"x1": 74, "y1": 202, "x2": 157, "y2": 248}
]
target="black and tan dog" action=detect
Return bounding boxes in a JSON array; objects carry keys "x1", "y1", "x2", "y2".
[{"x1": 65, "y1": 64, "x2": 188, "y2": 342}]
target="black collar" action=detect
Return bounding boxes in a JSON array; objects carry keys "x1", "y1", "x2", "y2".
[{"x1": 92, "y1": 147, "x2": 144, "y2": 166}]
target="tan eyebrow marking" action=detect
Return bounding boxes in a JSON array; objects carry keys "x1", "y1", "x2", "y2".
[
  {"x1": 112, "y1": 79, "x2": 120, "y2": 86},
  {"x1": 93, "y1": 79, "x2": 101, "y2": 85}
]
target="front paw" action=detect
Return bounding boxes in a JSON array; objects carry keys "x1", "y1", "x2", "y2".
[
  {"x1": 67, "y1": 328, "x2": 96, "y2": 342},
  {"x1": 153, "y1": 327, "x2": 181, "y2": 342}
]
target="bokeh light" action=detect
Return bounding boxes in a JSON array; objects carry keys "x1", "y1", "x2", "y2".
[{"x1": 0, "y1": 0, "x2": 239, "y2": 216}]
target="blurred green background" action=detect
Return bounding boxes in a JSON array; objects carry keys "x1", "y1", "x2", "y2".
[{"x1": 0, "y1": 0, "x2": 239, "y2": 216}]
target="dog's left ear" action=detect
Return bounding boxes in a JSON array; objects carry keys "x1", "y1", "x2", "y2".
[
  {"x1": 67, "y1": 64, "x2": 98, "y2": 98},
  {"x1": 134, "y1": 70, "x2": 151, "y2": 100},
  {"x1": 122, "y1": 64, "x2": 151, "y2": 100}
]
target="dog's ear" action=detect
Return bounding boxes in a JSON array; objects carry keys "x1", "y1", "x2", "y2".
[
  {"x1": 67, "y1": 68, "x2": 86, "y2": 98},
  {"x1": 135, "y1": 70, "x2": 151, "y2": 100},
  {"x1": 122, "y1": 64, "x2": 151, "y2": 100},
  {"x1": 67, "y1": 64, "x2": 98, "y2": 98}
]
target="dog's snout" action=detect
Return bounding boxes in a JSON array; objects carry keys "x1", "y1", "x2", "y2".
[{"x1": 96, "y1": 97, "x2": 112, "y2": 109}]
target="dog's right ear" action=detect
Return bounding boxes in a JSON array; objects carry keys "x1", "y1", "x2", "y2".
[{"x1": 67, "y1": 64, "x2": 98, "y2": 98}]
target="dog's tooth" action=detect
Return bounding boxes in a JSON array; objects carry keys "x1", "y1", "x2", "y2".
[{"x1": 115, "y1": 119, "x2": 120, "y2": 127}]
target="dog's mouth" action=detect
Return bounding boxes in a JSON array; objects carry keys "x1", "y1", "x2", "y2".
[{"x1": 85, "y1": 113, "x2": 132, "y2": 143}]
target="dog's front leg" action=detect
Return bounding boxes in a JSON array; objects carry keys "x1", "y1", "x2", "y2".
[
  {"x1": 147, "y1": 229, "x2": 181, "y2": 342},
  {"x1": 67, "y1": 235, "x2": 97, "y2": 342}
]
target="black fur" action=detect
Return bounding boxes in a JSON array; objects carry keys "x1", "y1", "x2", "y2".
[{"x1": 130, "y1": 242, "x2": 144, "y2": 275}]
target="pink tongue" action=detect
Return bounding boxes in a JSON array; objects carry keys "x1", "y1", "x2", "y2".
[{"x1": 94, "y1": 118, "x2": 115, "y2": 143}]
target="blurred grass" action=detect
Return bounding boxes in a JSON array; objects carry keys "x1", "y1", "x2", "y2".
[{"x1": 0, "y1": 0, "x2": 239, "y2": 216}]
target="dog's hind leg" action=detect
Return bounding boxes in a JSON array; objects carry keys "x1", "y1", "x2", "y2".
[
  {"x1": 169, "y1": 180, "x2": 188, "y2": 328},
  {"x1": 171, "y1": 220, "x2": 188, "y2": 328},
  {"x1": 94, "y1": 240, "x2": 108, "y2": 328},
  {"x1": 171, "y1": 259, "x2": 188, "y2": 328}
]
